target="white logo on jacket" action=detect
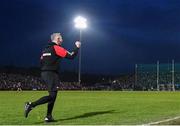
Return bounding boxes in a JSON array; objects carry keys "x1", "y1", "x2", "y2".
[{"x1": 42, "y1": 53, "x2": 52, "y2": 56}]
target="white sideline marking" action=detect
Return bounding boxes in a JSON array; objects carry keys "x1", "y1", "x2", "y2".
[{"x1": 145, "y1": 116, "x2": 180, "y2": 125}]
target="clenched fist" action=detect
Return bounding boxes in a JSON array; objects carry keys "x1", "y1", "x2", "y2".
[{"x1": 75, "y1": 41, "x2": 81, "y2": 48}]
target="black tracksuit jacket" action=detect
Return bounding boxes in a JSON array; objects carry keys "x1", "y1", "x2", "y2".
[{"x1": 40, "y1": 42, "x2": 79, "y2": 72}]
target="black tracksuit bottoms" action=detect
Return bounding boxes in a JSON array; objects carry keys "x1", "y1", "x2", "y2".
[{"x1": 31, "y1": 71, "x2": 59, "y2": 116}]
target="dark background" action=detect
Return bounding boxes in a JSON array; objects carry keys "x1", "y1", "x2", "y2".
[{"x1": 1, "y1": 0, "x2": 180, "y2": 75}]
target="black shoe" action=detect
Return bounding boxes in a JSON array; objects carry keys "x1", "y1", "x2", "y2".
[
  {"x1": 24, "y1": 102, "x2": 33, "y2": 118},
  {"x1": 44, "y1": 115, "x2": 55, "y2": 122}
]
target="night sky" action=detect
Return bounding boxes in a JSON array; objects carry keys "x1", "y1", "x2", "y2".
[{"x1": 1, "y1": 0, "x2": 180, "y2": 75}]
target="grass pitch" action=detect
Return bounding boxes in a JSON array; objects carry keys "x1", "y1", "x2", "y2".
[{"x1": 1, "y1": 91, "x2": 180, "y2": 125}]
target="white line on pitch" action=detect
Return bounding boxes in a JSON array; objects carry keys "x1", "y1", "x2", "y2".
[{"x1": 144, "y1": 115, "x2": 180, "y2": 125}]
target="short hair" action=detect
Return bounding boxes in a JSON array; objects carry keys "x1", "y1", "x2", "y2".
[{"x1": 51, "y1": 33, "x2": 61, "y2": 41}]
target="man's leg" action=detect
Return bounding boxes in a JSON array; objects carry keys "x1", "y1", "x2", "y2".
[
  {"x1": 45, "y1": 72, "x2": 59, "y2": 122},
  {"x1": 44, "y1": 91, "x2": 57, "y2": 122},
  {"x1": 24, "y1": 93, "x2": 52, "y2": 118},
  {"x1": 47, "y1": 91, "x2": 57, "y2": 116},
  {"x1": 24, "y1": 71, "x2": 59, "y2": 120},
  {"x1": 31, "y1": 95, "x2": 51, "y2": 107}
]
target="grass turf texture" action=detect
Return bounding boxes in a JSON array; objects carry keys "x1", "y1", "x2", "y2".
[{"x1": 1, "y1": 91, "x2": 180, "y2": 125}]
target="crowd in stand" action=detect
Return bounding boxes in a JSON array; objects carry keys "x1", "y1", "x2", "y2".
[
  {"x1": 0, "y1": 72, "x2": 85, "y2": 90},
  {"x1": 0, "y1": 73, "x2": 45, "y2": 90},
  {"x1": 0, "y1": 72, "x2": 134, "y2": 91},
  {"x1": 136, "y1": 71, "x2": 180, "y2": 90},
  {"x1": 1, "y1": 71, "x2": 179, "y2": 91},
  {"x1": 1, "y1": 65, "x2": 180, "y2": 91}
]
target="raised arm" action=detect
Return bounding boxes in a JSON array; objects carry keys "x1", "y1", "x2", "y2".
[{"x1": 53, "y1": 41, "x2": 81, "y2": 59}]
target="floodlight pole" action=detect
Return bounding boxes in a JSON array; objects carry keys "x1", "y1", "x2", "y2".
[
  {"x1": 135, "y1": 64, "x2": 138, "y2": 90},
  {"x1": 172, "y1": 59, "x2": 175, "y2": 91},
  {"x1": 157, "y1": 60, "x2": 159, "y2": 91},
  {"x1": 74, "y1": 16, "x2": 87, "y2": 85},
  {"x1": 78, "y1": 30, "x2": 82, "y2": 85}
]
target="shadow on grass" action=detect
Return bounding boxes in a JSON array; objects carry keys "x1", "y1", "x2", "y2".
[
  {"x1": 34, "y1": 110, "x2": 115, "y2": 124},
  {"x1": 58, "y1": 110, "x2": 115, "y2": 121}
]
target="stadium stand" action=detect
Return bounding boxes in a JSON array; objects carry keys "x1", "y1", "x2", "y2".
[{"x1": 0, "y1": 63, "x2": 180, "y2": 91}]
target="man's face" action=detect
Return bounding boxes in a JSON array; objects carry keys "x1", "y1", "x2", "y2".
[{"x1": 56, "y1": 35, "x2": 63, "y2": 45}]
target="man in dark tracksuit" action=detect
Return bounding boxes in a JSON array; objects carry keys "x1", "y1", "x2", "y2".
[{"x1": 24, "y1": 33, "x2": 81, "y2": 122}]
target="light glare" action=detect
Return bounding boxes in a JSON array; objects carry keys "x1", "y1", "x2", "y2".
[{"x1": 74, "y1": 16, "x2": 87, "y2": 29}]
